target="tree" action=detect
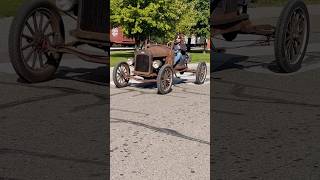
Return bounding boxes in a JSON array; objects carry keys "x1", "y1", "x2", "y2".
[
  {"x1": 110, "y1": 0, "x2": 197, "y2": 46},
  {"x1": 191, "y1": 0, "x2": 210, "y2": 52}
]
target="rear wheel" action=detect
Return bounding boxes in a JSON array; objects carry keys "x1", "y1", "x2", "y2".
[
  {"x1": 113, "y1": 62, "x2": 130, "y2": 88},
  {"x1": 157, "y1": 64, "x2": 173, "y2": 94},
  {"x1": 274, "y1": 0, "x2": 309, "y2": 73},
  {"x1": 195, "y1": 62, "x2": 207, "y2": 84},
  {"x1": 9, "y1": 0, "x2": 65, "y2": 82}
]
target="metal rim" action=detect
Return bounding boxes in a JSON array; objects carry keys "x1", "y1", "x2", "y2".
[
  {"x1": 115, "y1": 63, "x2": 129, "y2": 86},
  {"x1": 198, "y1": 63, "x2": 207, "y2": 83},
  {"x1": 160, "y1": 67, "x2": 173, "y2": 92},
  {"x1": 284, "y1": 7, "x2": 308, "y2": 64},
  {"x1": 19, "y1": 8, "x2": 59, "y2": 71}
]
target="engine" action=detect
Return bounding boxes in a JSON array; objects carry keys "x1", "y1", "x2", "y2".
[{"x1": 134, "y1": 45, "x2": 173, "y2": 74}]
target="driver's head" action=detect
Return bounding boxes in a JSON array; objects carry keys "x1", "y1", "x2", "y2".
[
  {"x1": 176, "y1": 37, "x2": 181, "y2": 43},
  {"x1": 176, "y1": 33, "x2": 184, "y2": 43}
]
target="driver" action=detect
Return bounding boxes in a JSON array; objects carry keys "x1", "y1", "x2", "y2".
[{"x1": 173, "y1": 33, "x2": 187, "y2": 66}]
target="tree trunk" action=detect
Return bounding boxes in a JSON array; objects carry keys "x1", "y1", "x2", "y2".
[
  {"x1": 203, "y1": 39, "x2": 207, "y2": 54},
  {"x1": 187, "y1": 37, "x2": 191, "y2": 52},
  {"x1": 134, "y1": 37, "x2": 141, "y2": 50}
]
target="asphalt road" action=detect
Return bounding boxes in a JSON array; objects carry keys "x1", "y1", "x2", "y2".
[
  {"x1": 0, "y1": 17, "x2": 109, "y2": 179},
  {"x1": 212, "y1": 5, "x2": 320, "y2": 180},
  {"x1": 110, "y1": 65, "x2": 210, "y2": 180},
  {"x1": 3, "y1": 3, "x2": 319, "y2": 180},
  {"x1": 0, "y1": 14, "x2": 210, "y2": 180}
]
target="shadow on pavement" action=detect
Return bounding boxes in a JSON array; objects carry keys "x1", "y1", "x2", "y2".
[
  {"x1": 56, "y1": 66, "x2": 108, "y2": 86},
  {"x1": 211, "y1": 52, "x2": 320, "y2": 179},
  {"x1": 0, "y1": 65, "x2": 109, "y2": 179},
  {"x1": 212, "y1": 51, "x2": 320, "y2": 74},
  {"x1": 211, "y1": 52, "x2": 285, "y2": 73}
]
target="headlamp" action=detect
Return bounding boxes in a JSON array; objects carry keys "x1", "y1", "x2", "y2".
[
  {"x1": 127, "y1": 58, "x2": 134, "y2": 66},
  {"x1": 152, "y1": 60, "x2": 162, "y2": 69}
]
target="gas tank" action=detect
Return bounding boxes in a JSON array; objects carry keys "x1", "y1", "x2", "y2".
[{"x1": 143, "y1": 44, "x2": 173, "y2": 58}]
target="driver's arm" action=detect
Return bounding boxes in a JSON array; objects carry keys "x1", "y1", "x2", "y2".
[{"x1": 181, "y1": 43, "x2": 187, "y2": 52}]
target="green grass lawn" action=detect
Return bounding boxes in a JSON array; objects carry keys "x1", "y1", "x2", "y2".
[
  {"x1": 0, "y1": 0, "x2": 24, "y2": 17},
  {"x1": 110, "y1": 51, "x2": 210, "y2": 67}
]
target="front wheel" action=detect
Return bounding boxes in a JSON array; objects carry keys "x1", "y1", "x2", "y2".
[
  {"x1": 195, "y1": 62, "x2": 207, "y2": 84},
  {"x1": 157, "y1": 64, "x2": 173, "y2": 94},
  {"x1": 274, "y1": 0, "x2": 310, "y2": 73},
  {"x1": 9, "y1": 0, "x2": 65, "y2": 82},
  {"x1": 113, "y1": 62, "x2": 130, "y2": 88}
]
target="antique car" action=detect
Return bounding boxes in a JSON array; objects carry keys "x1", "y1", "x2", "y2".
[
  {"x1": 211, "y1": 0, "x2": 310, "y2": 73},
  {"x1": 9, "y1": 0, "x2": 109, "y2": 82},
  {"x1": 112, "y1": 42, "x2": 207, "y2": 94}
]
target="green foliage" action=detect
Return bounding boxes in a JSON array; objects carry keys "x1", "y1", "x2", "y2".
[
  {"x1": 192, "y1": 0, "x2": 210, "y2": 38},
  {"x1": 111, "y1": 0, "x2": 198, "y2": 44}
]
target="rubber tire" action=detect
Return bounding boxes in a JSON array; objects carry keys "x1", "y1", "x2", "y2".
[
  {"x1": 9, "y1": 0, "x2": 65, "y2": 83},
  {"x1": 274, "y1": 0, "x2": 310, "y2": 73},
  {"x1": 157, "y1": 64, "x2": 173, "y2": 95},
  {"x1": 113, "y1": 62, "x2": 130, "y2": 88},
  {"x1": 222, "y1": 31, "x2": 238, "y2": 41},
  {"x1": 195, "y1": 62, "x2": 207, "y2": 84}
]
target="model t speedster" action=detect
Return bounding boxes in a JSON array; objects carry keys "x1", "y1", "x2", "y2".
[
  {"x1": 112, "y1": 42, "x2": 207, "y2": 95},
  {"x1": 9, "y1": 0, "x2": 109, "y2": 82},
  {"x1": 211, "y1": 0, "x2": 310, "y2": 73}
]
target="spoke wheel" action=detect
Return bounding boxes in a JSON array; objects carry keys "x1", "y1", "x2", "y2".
[
  {"x1": 21, "y1": 9, "x2": 58, "y2": 70},
  {"x1": 195, "y1": 62, "x2": 207, "y2": 84},
  {"x1": 274, "y1": 0, "x2": 309, "y2": 73},
  {"x1": 9, "y1": 0, "x2": 64, "y2": 82},
  {"x1": 113, "y1": 62, "x2": 130, "y2": 88},
  {"x1": 157, "y1": 64, "x2": 173, "y2": 94}
]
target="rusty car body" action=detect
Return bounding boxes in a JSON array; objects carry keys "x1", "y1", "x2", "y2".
[
  {"x1": 112, "y1": 42, "x2": 207, "y2": 94},
  {"x1": 9, "y1": 0, "x2": 109, "y2": 83}
]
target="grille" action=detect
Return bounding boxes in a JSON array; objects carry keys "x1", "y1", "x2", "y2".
[
  {"x1": 79, "y1": 0, "x2": 109, "y2": 33},
  {"x1": 135, "y1": 54, "x2": 150, "y2": 73}
]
